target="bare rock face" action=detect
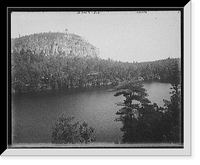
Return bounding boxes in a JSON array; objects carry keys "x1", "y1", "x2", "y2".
[{"x1": 11, "y1": 32, "x2": 99, "y2": 58}]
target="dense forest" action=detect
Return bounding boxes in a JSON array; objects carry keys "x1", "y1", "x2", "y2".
[{"x1": 11, "y1": 31, "x2": 181, "y2": 93}]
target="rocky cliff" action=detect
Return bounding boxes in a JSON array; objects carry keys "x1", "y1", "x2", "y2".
[{"x1": 11, "y1": 31, "x2": 99, "y2": 58}]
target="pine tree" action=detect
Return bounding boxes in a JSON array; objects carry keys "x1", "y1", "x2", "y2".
[
  {"x1": 162, "y1": 61, "x2": 182, "y2": 143},
  {"x1": 113, "y1": 79, "x2": 160, "y2": 143}
]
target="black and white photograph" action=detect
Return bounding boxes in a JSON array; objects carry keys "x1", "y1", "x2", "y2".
[
  {"x1": 10, "y1": 9, "x2": 182, "y2": 148},
  {"x1": 8, "y1": 7, "x2": 187, "y2": 152}
]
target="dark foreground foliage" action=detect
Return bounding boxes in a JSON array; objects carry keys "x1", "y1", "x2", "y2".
[
  {"x1": 52, "y1": 115, "x2": 95, "y2": 144},
  {"x1": 113, "y1": 62, "x2": 182, "y2": 143}
]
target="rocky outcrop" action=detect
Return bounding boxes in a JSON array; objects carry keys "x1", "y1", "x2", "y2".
[{"x1": 11, "y1": 31, "x2": 99, "y2": 58}]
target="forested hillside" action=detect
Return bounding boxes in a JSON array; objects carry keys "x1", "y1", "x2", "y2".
[{"x1": 11, "y1": 32, "x2": 181, "y2": 93}]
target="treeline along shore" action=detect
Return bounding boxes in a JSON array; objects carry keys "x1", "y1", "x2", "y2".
[{"x1": 11, "y1": 31, "x2": 181, "y2": 93}]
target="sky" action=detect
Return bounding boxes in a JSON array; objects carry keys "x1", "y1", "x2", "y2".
[{"x1": 11, "y1": 11, "x2": 181, "y2": 62}]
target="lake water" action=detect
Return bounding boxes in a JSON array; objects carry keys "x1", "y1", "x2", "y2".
[{"x1": 12, "y1": 82, "x2": 172, "y2": 144}]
